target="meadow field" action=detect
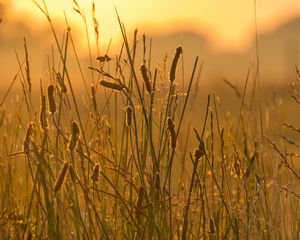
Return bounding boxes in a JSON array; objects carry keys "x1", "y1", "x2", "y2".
[{"x1": 1, "y1": 1, "x2": 300, "y2": 239}]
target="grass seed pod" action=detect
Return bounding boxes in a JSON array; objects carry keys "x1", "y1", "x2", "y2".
[
  {"x1": 23, "y1": 122, "x2": 34, "y2": 154},
  {"x1": 68, "y1": 120, "x2": 80, "y2": 151},
  {"x1": 125, "y1": 106, "x2": 132, "y2": 127},
  {"x1": 100, "y1": 80, "x2": 123, "y2": 91},
  {"x1": 47, "y1": 84, "x2": 56, "y2": 114},
  {"x1": 91, "y1": 163, "x2": 100, "y2": 182},
  {"x1": 194, "y1": 140, "x2": 206, "y2": 159},
  {"x1": 53, "y1": 162, "x2": 68, "y2": 192},
  {"x1": 169, "y1": 46, "x2": 182, "y2": 82},
  {"x1": 39, "y1": 94, "x2": 47, "y2": 131},
  {"x1": 140, "y1": 64, "x2": 151, "y2": 94}
]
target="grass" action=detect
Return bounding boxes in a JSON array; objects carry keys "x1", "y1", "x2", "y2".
[{"x1": 0, "y1": 1, "x2": 300, "y2": 239}]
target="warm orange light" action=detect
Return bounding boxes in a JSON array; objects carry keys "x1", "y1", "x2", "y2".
[{"x1": 4, "y1": 0, "x2": 300, "y2": 53}]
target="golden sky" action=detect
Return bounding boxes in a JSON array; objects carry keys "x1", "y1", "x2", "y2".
[{"x1": 3, "y1": 0, "x2": 300, "y2": 52}]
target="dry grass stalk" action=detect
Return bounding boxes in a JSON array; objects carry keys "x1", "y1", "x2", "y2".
[
  {"x1": 209, "y1": 219, "x2": 215, "y2": 233},
  {"x1": 140, "y1": 64, "x2": 151, "y2": 93},
  {"x1": 167, "y1": 118, "x2": 177, "y2": 149},
  {"x1": 53, "y1": 162, "x2": 69, "y2": 192},
  {"x1": 47, "y1": 84, "x2": 56, "y2": 114},
  {"x1": 100, "y1": 80, "x2": 123, "y2": 91},
  {"x1": 68, "y1": 120, "x2": 80, "y2": 151},
  {"x1": 136, "y1": 186, "x2": 145, "y2": 219},
  {"x1": 155, "y1": 172, "x2": 160, "y2": 190},
  {"x1": 56, "y1": 72, "x2": 68, "y2": 93},
  {"x1": 170, "y1": 46, "x2": 182, "y2": 82},
  {"x1": 91, "y1": 84, "x2": 97, "y2": 111}
]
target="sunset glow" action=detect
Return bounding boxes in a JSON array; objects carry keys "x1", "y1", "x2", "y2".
[{"x1": 4, "y1": 0, "x2": 300, "y2": 52}]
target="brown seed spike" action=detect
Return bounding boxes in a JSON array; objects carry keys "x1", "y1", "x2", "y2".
[
  {"x1": 91, "y1": 163, "x2": 100, "y2": 182},
  {"x1": 53, "y1": 162, "x2": 69, "y2": 192},
  {"x1": 100, "y1": 80, "x2": 123, "y2": 91},
  {"x1": 125, "y1": 106, "x2": 132, "y2": 127},
  {"x1": 140, "y1": 64, "x2": 151, "y2": 94},
  {"x1": 39, "y1": 94, "x2": 47, "y2": 131},
  {"x1": 47, "y1": 84, "x2": 56, "y2": 114},
  {"x1": 169, "y1": 46, "x2": 182, "y2": 82},
  {"x1": 68, "y1": 121, "x2": 80, "y2": 151}
]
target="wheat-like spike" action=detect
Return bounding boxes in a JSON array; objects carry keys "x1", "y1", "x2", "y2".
[
  {"x1": 53, "y1": 162, "x2": 69, "y2": 192},
  {"x1": 100, "y1": 80, "x2": 123, "y2": 91},
  {"x1": 24, "y1": 37, "x2": 31, "y2": 95},
  {"x1": 47, "y1": 84, "x2": 56, "y2": 114},
  {"x1": 169, "y1": 46, "x2": 182, "y2": 82},
  {"x1": 140, "y1": 64, "x2": 151, "y2": 93}
]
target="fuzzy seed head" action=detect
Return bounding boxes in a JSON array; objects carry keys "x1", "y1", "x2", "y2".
[
  {"x1": 39, "y1": 94, "x2": 47, "y2": 131},
  {"x1": 140, "y1": 64, "x2": 151, "y2": 93},
  {"x1": 125, "y1": 106, "x2": 132, "y2": 127},
  {"x1": 91, "y1": 163, "x2": 100, "y2": 182},
  {"x1": 47, "y1": 84, "x2": 56, "y2": 114},
  {"x1": 100, "y1": 80, "x2": 123, "y2": 91},
  {"x1": 169, "y1": 46, "x2": 182, "y2": 82},
  {"x1": 53, "y1": 162, "x2": 68, "y2": 192},
  {"x1": 68, "y1": 121, "x2": 80, "y2": 151}
]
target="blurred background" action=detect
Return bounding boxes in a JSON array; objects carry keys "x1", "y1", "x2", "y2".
[{"x1": 1, "y1": 0, "x2": 300, "y2": 90}]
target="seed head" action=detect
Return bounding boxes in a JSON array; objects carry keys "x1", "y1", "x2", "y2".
[
  {"x1": 53, "y1": 162, "x2": 68, "y2": 192},
  {"x1": 125, "y1": 106, "x2": 133, "y2": 127},
  {"x1": 100, "y1": 80, "x2": 123, "y2": 91},
  {"x1": 91, "y1": 163, "x2": 100, "y2": 182},
  {"x1": 47, "y1": 84, "x2": 56, "y2": 114},
  {"x1": 169, "y1": 46, "x2": 182, "y2": 82},
  {"x1": 140, "y1": 64, "x2": 151, "y2": 94}
]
